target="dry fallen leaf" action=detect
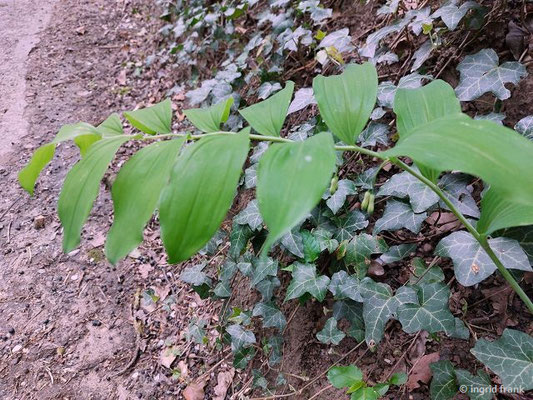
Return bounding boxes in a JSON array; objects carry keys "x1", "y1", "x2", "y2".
[
  {"x1": 177, "y1": 360, "x2": 189, "y2": 381},
  {"x1": 160, "y1": 345, "x2": 179, "y2": 368},
  {"x1": 183, "y1": 380, "x2": 206, "y2": 400},
  {"x1": 214, "y1": 368, "x2": 235, "y2": 400},
  {"x1": 117, "y1": 69, "x2": 127, "y2": 85},
  {"x1": 406, "y1": 351, "x2": 440, "y2": 390},
  {"x1": 138, "y1": 263, "x2": 154, "y2": 279}
]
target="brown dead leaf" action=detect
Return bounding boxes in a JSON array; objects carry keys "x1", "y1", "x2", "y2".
[
  {"x1": 177, "y1": 360, "x2": 189, "y2": 381},
  {"x1": 214, "y1": 368, "x2": 235, "y2": 400},
  {"x1": 138, "y1": 263, "x2": 154, "y2": 279},
  {"x1": 183, "y1": 380, "x2": 206, "y2": 400},
  {"x1": 160, "y1": 345, "x2": 179, "y2": 368},
  {"x1": 117, "y1": 70, "x2": 127, "y2": 85},
  {"x1": 407, "y1": 352, "x2": 440, "y2": 390}
]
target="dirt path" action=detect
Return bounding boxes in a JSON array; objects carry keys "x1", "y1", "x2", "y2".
[{"x1": 0, "y1": 0, "x2": 57, "y2": 163}]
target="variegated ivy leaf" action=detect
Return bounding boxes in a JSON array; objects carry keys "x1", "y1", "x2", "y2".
[
  {"x1": 357, "y1": 122, "x2": 390, "y2": 148},
  {"x1": 430, "y1": 360, "x2": 458, "y2": 400},
  {"x1": 408, "y1": 7, "x2": 432, "y2": 36},
  {"x1": 471, "y1": 329, "x2": 533, "y2": 391},
  {"x1": 253, "y1": 302, "x2": 286, "y2": 331},
  {"x1": 432, "y1": 0, "x2": 479, "y2": 31},
  {"x1": 354, "y1": 166, "x2": 380, "y2": 190},
  {"x1": 435, "y1": 231, "x2": 532, "y2": 286},
  {"x1": 316, "y1": 317, "x2": 345, "y2": 345},
  {"x1": 360, "y1": 18, "x2": 411, "y2": 59},
  {"x1": 318, "y1": 28, "x2": 355, "y2": 53},
  {"x1": 298, "y1": 0, "x2": 332, "y2": 24},
  {"x1": 438, "y1": 173, "x2": 479, "y2": 218},
  {"x1": 268, "y1": 335, "x2": 283, "y2": 366},
  {"x1": 515, "y1": 115, "x2": 533, "y2": 139},
  {"x1": 377, "y1": 72, "x2": 428, "y2": 108},
  {"x1": 237, "y1": 261, "x2": 253, "y2": 278},
  {"x1": 455, "y1": 370, "x2": 493, "y2": 400},
  {"x1": 186, "y1": 319, "x2": 207, "y2": 344},
  {"x1": 250, "y1": 141, "x2": 269, "y2": 164},
  {"x1": 326, "y1": 179, "x2": 357, "y2": 214},
  {"x1": 302, "y1": 230, "x2": 321, "y2": 262},
  {"x1": 227, "y1": 324, "x2": 256, "y2": 351},
  {"x1": 373, "y1": 199, "x2": 426, "y2": 235},
  {"x1": 333, "y1": 299, "x2": 365, "y2": 342},
  {"x1": 397, "y1": 283, "x2": 455, "y2": 335},
  {"x1": 313, "y1": 227, "x2": 339, "y2": 253},
  {"x1": 377, "y1": 169, "x2": 440, "y2": 213},
  {"x1": 345, "y1": 233, "x2": 388, "y2": 267},
  {"x1": 474, "y1": 112, "x2": 505, "y2": 124},
  {"x1": 281, "y1": 228, "x2": 304, "y2": 258},
  {"x1": 370, "y1": 107, "x2": 386, "y2": 120},
  {"x1": 333, "y1": 210, "x2": 369, "y2": 241},
  {"x1": 379, "y1": 243, "x2": 417, "y2": 264},
  {"x1": 180, "y1": 263, "x2": 212, "y2": 287},
  {"x1": 360, "y1": 278, "x2": 417, "y2": 346},
  {"x1": 235, "y1": 199, "x2": 263, "y2": 231},
  {"x1": 497, "y1": 226, "x2": 533, "y2": 264},
  {"x1": 411, "y1": 40, "x2": 434, "y2": 72},
  {"x1": 257, "y1": 82, "x2": 282, "y2": 100},
  {"x1": 214, "y1": 280, "x2": 232, "y2": 298},
  {"x1": 285, "y1": 262, "x2": 330, "y2": 302},
  {"x1": 244, "y1": 164, "x2": 257, "y2": 189},
  {"x1": 256, "y1": 276, "x2": 281, "y2": 301},
  {"x1": 455, "y1": 48, "x2": 527, "y2": 101},
  {"x1": 377, "y1": 0, "x2": 400, "y2": 15},
  {"x1": 329, "y1": 271, "x2": 364, "y2": 302},
  {"x1": 288, "y1": 87, "x2": 316, "y2": 114},
  {"x1": 409, "y1": 257, "x2": 445, "y2": 284},
  {"x1": 251, "y1": 257, "x2": 278, "y2": 286}
]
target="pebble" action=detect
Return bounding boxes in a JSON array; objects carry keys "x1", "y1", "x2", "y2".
[
  {"x1": 12, "y1": 344, "x2": 23, "y2": 353},
  {"x1": 33, "y1": 215, "x2": 46, "y2": 229}
]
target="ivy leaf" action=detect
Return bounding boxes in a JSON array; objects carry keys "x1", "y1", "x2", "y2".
[
  {"x1": 257, "y1": 132, "x2": 336, "y2": 253},
  {"x1": 357, "y1": 122, "x2": 390, "y2": 148},
  {"x1": 345, "y1": 233, "x2": 388, "y2": 267},
  {"x1": 180, "y1": 263, "x2": 212, "y2": 287},
  {"x1": 124, "y1": 99, "x2": 172, "y2": 134},
  {"x1": 235, "y1": 199, "x2": 263, "y2": 231},
  {"x1": 377, "y1": 169, "x2": 440, "y2": 213},
  {"x1": 438, "y1": 173, "x2": 480, "y2": 218},
  {"x1": 455, "y1": 370, "x2": 493, "y2": 400},
  {"x1": 285, "y1": 262, "x2": 330, "y2": 302},
  {"x1": 430, "y1": 360, "x2": 458, "y2": 400},
  {"x1": 333, "y1": 300, "x2": 365, "y2": 342},
  {"x1": 354, "y1": 166, "x2": 379, "y2": 190},
  {"x1": 281, "y1": 228, "x2": 304, "y2": 258},
  {"x1": 229, "y1": 222, "x2": 253, "y2": 260},
  {"x1": 326, "y1": 179, "x2": 357, "y2": 214},
  {"x1": 377, "y1": 72, "x2": 427, "y2": 108},
  {"x1": 497, "y1": 226, "x2": 533, "y2": 264},
  {"x1": 373, "y1": 199, "x2": 426, "y2": 235},
  {"x1": 360, "y1": 278, "x2": 417, "y2": 346},
  {"x1": 251, "y1": 257, "x2": 278, "y2": 287},
  {"x1": 317, "y1": 28, "x2": 355, "y2": 53},
  {"x1": 227, "y1": 324, "x2": 256, "y2": 351},
  {"x1": 256, "y1": 276, "x2": 281, "y2": 301},
  {"x1": 160, "y1": 131, "x2": 250, "y2": 263},
  {"x1": 471, "y1": 329, "x2": 533, "y2": 391},
  {"x1": 333, "y1": 210, "x2": 369, "y2": 242},
  {"x1": 455, "y1": 49, "x2": 526, "y2": 101},
  {"x1": 411, "y1": 40, "x2": 434, "y2": 72},
  {"x1": 58, "y1": 136, "x2": 130, "y2": 252},
  {"x1": 253, "y1": 302, "x2": 286, "y2": 331},
  {"x1": 214, "y1": 280, "x2": 232, "y2": 298},
  {"x1": 327, "y1": 365, "x2": 363, "y2": 389},
  {"x1": 184, "y1": 97, "x2": 234, "y2": 133},
  {"x1": 397, "y1": 283, "x2": 455, "y2": 335},
  {"x1": 432, "y1": 0, "x2": 479, "y2": 31},
  {"x1": 515, "y1": 115, "x2": 533, "y2": 139},
  {"x1": 106, "y1": 138, "x2": 185, "y2": 264},
  {"x1": 257, "y1": 82, "x2": 282, "y2": 100},
  {"x1": 313, "y1": 63, "x2": 378, "y2": 145},
  {"x1": 288, "y1": 87, "x2": 316, "y2": 114},
  {"x1": 317, "y1": 317, "x2": 345, "y2": 345},
  {"x1": 360, "y1": 18, "x2": 410, "y2": 59},
  {"x1": 186, "y1": 319, "x2": 207, "y2": 344},
  {"x1": 435, "y1": 231, "x2": 532, "y2": 286},
  {"x1": 239, "y1": 81, "x2": 294, "y2": 136},
  {"x1": 379, "y1": 243, "x2": 417, "y2": 264},
  {"x1": 329, "y1": 271, "x2": 364, "y2": 302},
  {"x1": 268, "y1": 335, "x2": 283, "y2": 366},
  {"x1": 302, "y1": 230, "x2": 321, "y2": 262},
  {"x1": 474, "y1": 112, "x2": 505, "y2": 124},
  {"x1": 409, "y1": 257, "x2": 444, "y2": 284}
]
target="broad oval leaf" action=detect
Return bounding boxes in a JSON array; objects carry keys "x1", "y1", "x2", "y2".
[
  {"x1": 159, "y1": 130, "x2": 250, "y2": 263},
  {"x1": 18, "y1": 143, "x2": 55, "y2": 195},
  {"x1": 384, "y1": 115, "x2": 533, "y2": 206},
  {"x1": 124, "y1": 99, "x2": 172, "y2": 135},
  {"x1": 327, "y1": 365, "x2": 363, "y2": 389},
  {"x1": 184, "y1": 97, "x2": 234, "y2": 133},
  {"x1": 313, "y1": 63, "x2": 378, "y2": 145},
  {"x1": 239, "y1": 81, "x2": 294, "y2": 136},
  {"x1": 58, "y1": 136, "x2": 131, "y2": 252},
  {"x1": 106, "y1": 138, "x2": 186, "y2": 264},
  {"x1": 394, "y1": 80, "x2": 461, "y2": 182},
  {"x1": 257, "y1": 132, "x2": 336, "y2": 253}
]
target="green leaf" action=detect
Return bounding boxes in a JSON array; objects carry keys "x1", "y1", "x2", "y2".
[
  {"x1": 229, "y1": 222, "x2": 253, "y2": 260},
  {"x1": 326, "y1": 179, "x2": 357, "y2": 214},
  {"x1": 58, "y1": 136, "x2": 130, "y2": 252},
  {"x1": 373, "y1": 199, "x2": 426, "y2": 234},
  {"x1": 435, "y1": 231, "x2": 532, "y2": 286},
  {"x1": 251, "y1": 257, "x2": 278, "y2": 286},
  {"x1": 333, "y1": 210, "x2": 369, "y2": 242},
  {"x1": 18, "y1": 143, "x2": 55, "y2": 195},
  {"x1": 227, "y1": 324, "x2": 256, "y2": 351},
  {"x1": 186, "y1": 318, "x2": 207, "y2": 344},
  {"x1": 455, "y1": 369, "x2": 493, "y2": 400},
  {"x1": 384, "y1": 114, "x2": 533, "y2": 206},
  {"x1": 285, "y1": 262, "x2": 330, "y2": 302},
  {"x1": 470, "y1": 329, "x2": 533, "y2": 391},
  {"x1": 124, "y1": 99, "x2": 172, "y2": 134},
  {"x1": 256, "y1": 276, "x2": 281, "y2": 301},
  {"x1": 327, "y1": 365, "x2": 363, "y2": 389},
  {"x1": 379, "y1": 244, "x2": 417, "y2": 264},
  {"x1": 313, "y1": 63, "x2": 378, "y2": 144},
  {"x1": 345, "y1": 233, "x2": 388, "y2": 267},
  {"x1": 239, "y1": 81, "x2": 294, "y2": 136},
  {"x1": 180, "y1": 263, "x2": 212, "y2": 286},
  {"x1": 253, "y1": 302, "x2": 286, "y2": 331},
  {"x1": 302, "y1": 230, "x2": 321, "y2": 262},
  {"x1": 409, "y1": 257, "x2": 444, "y2": 284},
  {"x1": 106, "y1": 138, "x2": 185, "y2": 264},
  {"x1": 477, "y1": 187, "x2": 533, "y2": 235},
  {"x1": 455, "y1": 49, "x2": 526, "y2": 101},
  {"x1": 159, "y1": 131, "x2": 250, "y2": 263},
  {"x1": 329, "y1": 271, "x2": 364, "y2": 302},
  {"x1": 235, "y1": 199, "x2": 263, "y2": 231},
  {"x1": 350, "y1": 387, "x2": 379, "y2": 400},
  {"x1": 281, "y1": 229, "x2": 304, "y2": 258},
  {"x1": 497, "y1": 226, "x2": 533, "y2": 264},
  {"x1": 397, "y1": 283, "x2": 455, "y2": 335},
  {"x1": 430, "y1": 360, "x2": 458, "y2": 400},
  {"x1": 360, "y1": 278, "x2": 417, "y2": 346},
  {"x1": 257, "y1": 132, "x2": 336, "y2": 253},
  {"x1": 317, "y1": 317, "x2": 345, "y2": 345},
  {"x1": 73, "y1": 134, "x2": 101, "y2": 157},
  {"x1": 268, "y1": 335, "x2": 283, "y2": 366},
  {"x1": 376, "y1": 169, "x2": 439, "y2": 213},
  {"x1": 450, "y1": 317, "x2": 470, "y2": 340},
  {"x1": 515, "y1": 115, "x2": 533, "y2": 139},
  {"x1": 389, "y1": 372, "x2": 408, "y2": 385},
  {"x1": 184, "y1": 97, "x2": 234, "y2": 133},
  {"x1": 97, "y1": 113, "x2": 124, "y2": 136}
]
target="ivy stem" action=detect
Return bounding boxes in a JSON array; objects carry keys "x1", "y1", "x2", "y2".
[{"x1": 391, "y1": 158, "x2": 533, "y2": 314}]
